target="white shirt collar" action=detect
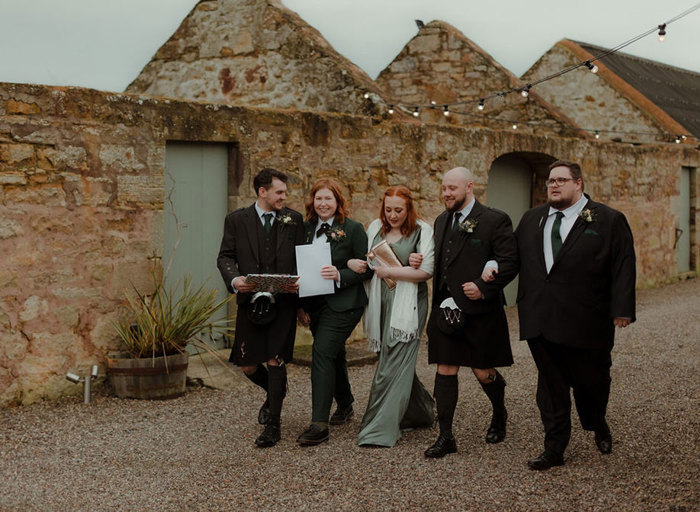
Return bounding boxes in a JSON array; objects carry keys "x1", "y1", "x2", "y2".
[
  {"x1": 316, "y1": 216, "x2": 335, "y2": 229},
  {"x1": 455, "y1": 197, "x2": 476, "y2": 219},
  {"x1": 548, "y1": 194, "x2": 588, "y2": 219},
  {"x1": 255, "y1": 201, "x2": 276, "y2": 220}
]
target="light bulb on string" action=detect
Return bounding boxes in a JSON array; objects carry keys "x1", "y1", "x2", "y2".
[
  {"x1": 521, "y1": 85, "x2": 531, "y2": 98},
  {"x1": 595, "y1": 130, "x2": 600, "y2": 139},
  {"x1": 413, "y1": 107, "x2": 420, "y2": 118},
  {"x1": 430, "y1": 100, "x2": 437, "y2": 106},
  {"x1": 512, "y1": 123, "x2": 518, "y2": 130},
  {"x1": 443, "y1": 105, "x2": 450, "y2": 116},
  {"x1": 477, "y1": 99, "x2": 485, "y2": 111},
  {"x1": 585, "y1": 61, "x2": 599, "y2": 73},
  {"x1": 363, "y1": 92, "x2": 370, "y2": 99},
  {"x1": 658, "y1": 24, "x2": 666, "y2": 42},
  {"x1": 388, "y1": 105, "x2": 394, "y2": 115}
]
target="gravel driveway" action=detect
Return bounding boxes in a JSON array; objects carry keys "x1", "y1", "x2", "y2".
[{"x1": 1, "y1": 279, "x2": 698, "y2": 511}]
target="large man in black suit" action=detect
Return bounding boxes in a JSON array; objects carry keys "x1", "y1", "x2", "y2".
[
  {"x1": 419, "y1": 166, "x2": 518, "y2": 458},
  {"x1": 217, "y1": 168, "x2": 304, "y2": 448},
  {"x1": 515, "y1": 160, "x2": 636, "y2": 470}
]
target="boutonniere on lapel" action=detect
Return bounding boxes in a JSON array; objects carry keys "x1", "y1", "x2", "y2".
[
  {"x1": 578, "y1": 208, "x2": 596, "y2": 223},
  {"x1": 327, "y1": 226, "x2": 347, "y2": 242},
  {"x1": 277, "y1": 213, "x2": 295, "y2": 227},
  {"x1": 458, "y1": 218, "x2": 479, "y2": 234}
]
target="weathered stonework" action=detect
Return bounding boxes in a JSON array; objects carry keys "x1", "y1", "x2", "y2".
[
  {"x1": 522, "y1": 40, "x2": 683, "y2": 144},
  {"x1": 1, "y1": 82, "x2": 698, "y2": 407},
  {"x1": 375, "y1": 21, "x2": 581, "y2": 137},
  {"x1": 126, "y1": 0, "x2": 389, "y2": 116}
]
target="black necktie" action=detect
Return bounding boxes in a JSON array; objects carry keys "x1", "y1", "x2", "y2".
[
  {"x1": 316, "y1": 222, "x2": 331, "y2": 238},
  {"x1": 263, "y1": 213, "x2": 273, "y2": 234},
  {"x1": 451, "y1": 212, "x2": 462, "y2": 231},
  {"x1": 551, "y1": 211, "x2": 564, "y2": 259}
]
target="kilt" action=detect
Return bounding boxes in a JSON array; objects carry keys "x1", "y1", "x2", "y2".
[
  {"x1": 427, "y1": 305, "x2": 513, "y2": 368},
  {"x1": 229, "y1": 295, "x2": 297, "y2": 365}
]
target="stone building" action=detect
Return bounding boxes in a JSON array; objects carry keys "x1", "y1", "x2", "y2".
[
  {"x1": 127, "y1": 0, "x2": 389, "y2": 116},
  {"x1": 375, "y1": 21, "x2": 581, "y2": 137},
  {"x1": 522, "y1": 39, "x2": 699, "y2": 145},
  {"x1": 0, "y1": 0, "x2": 698, "y2": 406}
]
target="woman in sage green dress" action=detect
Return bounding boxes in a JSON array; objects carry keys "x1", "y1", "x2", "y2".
[{"x1": 348, "y1": 186, "x2": 436, "y2": 447}]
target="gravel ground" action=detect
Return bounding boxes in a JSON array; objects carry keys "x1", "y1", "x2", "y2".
[{"x1": 1, "y1": 279, "x2": 698, "y2": 511}]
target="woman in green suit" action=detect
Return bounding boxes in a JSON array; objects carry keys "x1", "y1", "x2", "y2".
[{"x1": 297, "y1": 178, "x2": 372, "y2": 446}]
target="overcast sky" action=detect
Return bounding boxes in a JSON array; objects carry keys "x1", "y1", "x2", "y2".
[{"x1": 0, "y1": 0, "x2": 698, "y2": 92}]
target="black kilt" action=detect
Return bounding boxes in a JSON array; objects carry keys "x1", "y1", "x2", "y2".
[
  {"x1": 229, "y1": 295, "x2": 297, "y2": 365},
  {"x1": 427, "y1": 305, "x2": 513, "y2": 368}
]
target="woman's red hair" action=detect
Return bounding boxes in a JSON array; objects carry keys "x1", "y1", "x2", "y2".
[
  {"x1": 305, "y1": 178, "x2": 350, "y2": 224},
  {"x1": 380, "y1": 186, "x2": 419, "y2": 236}
]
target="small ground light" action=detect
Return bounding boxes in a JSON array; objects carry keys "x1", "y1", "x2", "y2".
[{"x1": 65, "y1": 365, "x2": 100, "y2": 403}]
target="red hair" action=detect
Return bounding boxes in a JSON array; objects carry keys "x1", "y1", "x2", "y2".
[
  {"x1": 305, "y1": 178, "x2": 350, "y2": 224},
  {"x1": 380, "y1": 186, "x2": 418, "y2": 236}
]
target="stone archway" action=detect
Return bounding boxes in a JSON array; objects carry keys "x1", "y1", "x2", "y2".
[{"x1": 486, "y1": 151, "x2": 556, "y2": 305}]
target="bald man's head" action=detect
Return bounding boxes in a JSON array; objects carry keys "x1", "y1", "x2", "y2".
[{"x1": 441, "y1": 166, "x2": 474, "y2": 212}]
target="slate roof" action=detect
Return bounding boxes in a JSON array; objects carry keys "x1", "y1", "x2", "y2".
[{"x1": 576, "y1": 41, "x2": 700, "y2": 139}]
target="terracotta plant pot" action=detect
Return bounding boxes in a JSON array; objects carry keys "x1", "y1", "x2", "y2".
[{"x1": 107, "y1": 352, "x2": 189, "y2": 400}]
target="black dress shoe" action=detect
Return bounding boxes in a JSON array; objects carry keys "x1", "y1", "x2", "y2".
[
  {"x1": 594, "y1": 429, "x2": 613, "y2": 454},
  {"x1": 527, "y1": 451, "x2": 564, "y2": 471},
  {"x1": 297, "y1": 424, "x2": 330, "y2": 446},
  {"x1": 255, "y1": 419, "x2": 281, "y2": 448},
  {"x1": 485, "y1": 408, "x2": 507, "y2": 444},
  {"x1": 258, "y1": 398, "x2": 270, "y2": 425},
  {"x1": 329, "y1": 405, "x2": 354, "y2": 425},
  {"x1": 424, "y1": 433, "x2": 457, "y2": 458}
]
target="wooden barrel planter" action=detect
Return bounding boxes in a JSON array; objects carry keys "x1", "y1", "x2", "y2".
[{"x1": 107, "y1": 352, "x2": 189, "y2": 400}]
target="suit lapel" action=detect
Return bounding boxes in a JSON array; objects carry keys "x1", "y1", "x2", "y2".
[
  {"x1": 274, "y1": 209, "x2": 287, "y2": 251},
  {"x1": 303, "y1": 221, "x2": 315, "y2": 244},
  {"x1": 535, "y1": 207, "x2": 548, "y2": 274},
  {"x1": 244, "y1": 204, "x2": 260, "y2": 262},
  {"x1": 549, "y1": 199, "x2": 597, "y2": 273},
  {"x1": 446, "y1": 200, "x2": 483, "y2": 267},
  {"x1": 434, "y1": 211, "x2": 449, "y2": 264}
]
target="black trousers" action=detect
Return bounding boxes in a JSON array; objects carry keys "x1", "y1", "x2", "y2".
[{"x1": 527, "y1": 337, "x2": 612, "y2": 456}]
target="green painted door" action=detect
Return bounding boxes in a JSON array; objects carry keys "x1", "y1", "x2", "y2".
[
  {"x1": 487, "y1": 155, "x2": 532, "y2": 306},
  {"x1": 164, "y1": 143, "x2": 229, "y2": 349},
  {"x1": 677, "y1": 167, "x2": 691, "y2": 273}
]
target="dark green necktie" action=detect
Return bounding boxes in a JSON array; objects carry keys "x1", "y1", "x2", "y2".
[
  {"x1": 263, "y1": 213, "x2": 273, "y2": 234},
  {"x1": 551, "y1": 211, "x2": 564, "y2": 259},
  {"x1": 451, "y1": 212, "x2": 462, "y2": 231}
]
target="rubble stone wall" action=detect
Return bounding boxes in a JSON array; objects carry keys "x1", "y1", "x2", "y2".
[{"x1": 1, "y1": 82, "x2": 697, "y2": 406}]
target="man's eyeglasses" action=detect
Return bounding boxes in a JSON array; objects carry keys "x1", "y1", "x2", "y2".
[{"x1": 546, "y1": 177, "x2": 576, "y2": 187}]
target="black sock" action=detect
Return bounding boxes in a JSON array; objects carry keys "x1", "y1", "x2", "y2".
[
  {"x1": 267, "y1": 365, "x2": 287, "y2": 422},
  {"x1": 434, "y1": 373, "x2": 458, "y2": 437},
  {"x1": 244, "y1": 364, "x2": 269, "y2": 393},
  {"x1": 479, "y1": 371, "x2": 506, "y2": 414}
]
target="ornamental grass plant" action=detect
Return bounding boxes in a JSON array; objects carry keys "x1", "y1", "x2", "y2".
[{"x1": 113, "y1": 273, "x2": 233, "y2": 360}]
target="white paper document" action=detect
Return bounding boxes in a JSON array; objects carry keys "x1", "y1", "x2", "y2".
[{"x1": 295, "y1": 243, "x2": 334, "y2": 298}]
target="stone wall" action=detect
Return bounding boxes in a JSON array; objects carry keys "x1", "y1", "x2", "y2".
[
  {"x1": 127, "y1": 0, "x2": 388, "y2": 116},
  {"x1": 375, "y1": 21, "x2": 580, "y2": 137},
  {"x1": 1, "y1": 81, "x2": 698, "y2": 406},
  {"x1": 522, "y1": 40, "x2": 671, "y2": 144}
]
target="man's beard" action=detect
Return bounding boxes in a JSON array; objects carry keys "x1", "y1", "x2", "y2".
[
  {"x1": 445, "y1": 195, "x2": 466, "y2": 213},
  {"x1": 547, "y1": 197, "x2": 574, "y2": 209}
]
